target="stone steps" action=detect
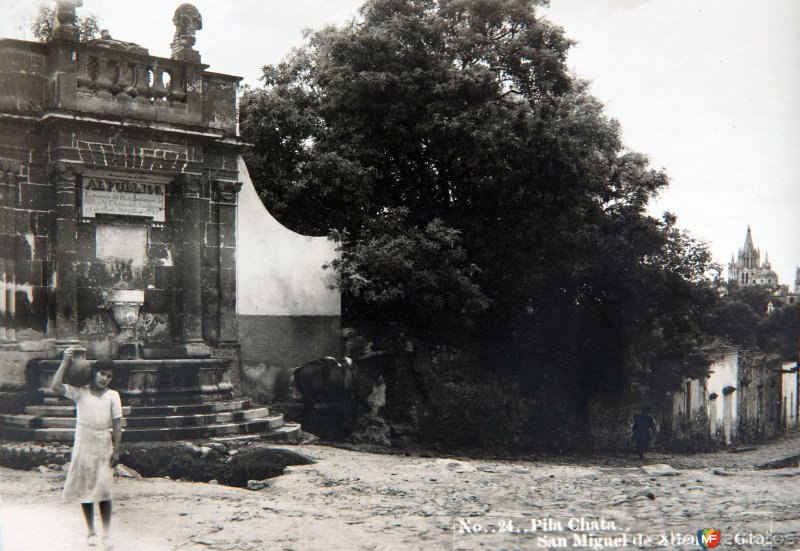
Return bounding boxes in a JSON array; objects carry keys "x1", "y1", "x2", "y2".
[
  {"x1": 0, "y1": 414, "x2": 39, "y2": 427},
  {"x1": 22, "y1": 399, "x2": 251, "y2": 418},
  {"x1": 123, "y1": 407, "x2": 270, "y2": 428},
  {"x1": 0, "y1": 414, "x2": 288, "y2": 442},
  {"x1": 123, "y1": 415, "x2": 287, "y2": 441},
  {"x1": 0, "y1": 391, "x2": 27, "y2": 413},
  {"x1": 125, "y1": 399, "x2": 253, "y2": 416},
  {"x1": 24, "y1": 405, "x2": 135, "y2": 417},
  {"x1": 1, "y1": 407, "x2": 269, "y2": 429},
  {"x1": 40, "y1": 389, "x2": 235, "y2": 407},
  {"x1": 260, "y1": 423, "x2": 302, "y2": 442},
  {"x1": 3, "y1": 360, "x2": 299, "y2": 443},
  {"x1": 0, "y1": 396, "x2": 292, "y2": 442}
]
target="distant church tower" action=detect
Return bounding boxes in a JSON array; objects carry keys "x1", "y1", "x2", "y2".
[
  {"x1": 727, "y1": 227, "x2": 779, "y2": 287},
  {"x1": 795, "y1": 267, "x2": 800, "y2": 294}
]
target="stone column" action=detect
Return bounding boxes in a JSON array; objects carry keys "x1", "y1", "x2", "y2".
[
  {"x1": 53, "y1": 162, "x2": 81, "y2": 348},
  {"x1": 215, "y1": 180, "x2": 241, "y2": 344},
  {"x1": 215, "y1": 180, "x2": 242, "y2": 393},
  {"x1": 0, "y1": 169, "x2": 14, "y2": 344},
  {"x1": 5, "y1": 170, "x2": 19, "y2": 344},
  {"x1": 173, "y1": 173, "x2": 209, "y2": 357}
]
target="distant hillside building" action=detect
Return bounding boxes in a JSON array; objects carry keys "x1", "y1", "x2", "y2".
[{"x1": 727, "y1": 227, "x2": 798, "y2": 308}]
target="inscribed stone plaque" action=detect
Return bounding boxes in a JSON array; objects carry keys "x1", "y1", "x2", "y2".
[{"x1": 82, "y1": 169, "x2": 169, "y2": 222}]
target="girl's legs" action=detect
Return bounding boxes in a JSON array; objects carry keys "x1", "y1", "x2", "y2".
[
  {"x1": 99, "y1": 500, "x2": 112, "y2": 533},
  {"x1": 81, "y1": 502, "x2": 95, "y2": 535}
]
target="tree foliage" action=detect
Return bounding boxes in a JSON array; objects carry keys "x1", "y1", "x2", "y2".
[
  {"x1": 703, "y1": 282, "x2": 800, "y2": 360},
  {"x1": 240, "y1": 0, "x2": 720, "y2": 400},
  {"x1": 758, "y1": 302, "x2": 800, "y2": 360},
  {"x1": 326, "y1": 208, "x2": 489, "y2": 337},
  {"x1": 31, "y1": 5, "x2": 101, "y2": 43}
]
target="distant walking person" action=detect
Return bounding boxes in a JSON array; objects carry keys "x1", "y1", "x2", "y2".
[
  {"x1": 632, "y1": 406, "x2": 656, "y2": 460},
  {"x1": 51, "y1": 349, "x2": 123, "y2": 548}
]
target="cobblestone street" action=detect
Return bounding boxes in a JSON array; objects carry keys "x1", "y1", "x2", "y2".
[{"x1": 1, "y1": 433, "x2": 798, "y2": 551}]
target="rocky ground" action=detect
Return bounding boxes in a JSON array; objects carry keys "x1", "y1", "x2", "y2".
[{"x1": 1, "y1": 433, "x2": 798, "y2": 551}]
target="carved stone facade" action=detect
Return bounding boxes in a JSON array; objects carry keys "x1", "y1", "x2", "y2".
[
  {"x1": 0, "y1": 4, "x2": 244, "y2": 393},
  {"x1": 0, "y1": 5, "x2": 339, "y2": 441}
]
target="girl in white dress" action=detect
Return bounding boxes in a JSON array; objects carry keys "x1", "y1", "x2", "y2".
[{"x1": 52, "y1": 348, "x2": 123, "y2": 548}]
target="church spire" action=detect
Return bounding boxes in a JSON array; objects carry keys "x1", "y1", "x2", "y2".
[
  {"x1": 742, "y1": 226, "x2": 755, "y2": 254},
  {"x1": 729, "y1": 227, "x2": 790, "y2": 291},
  {"x1": 739, "y1": 226, "x2": 759, "y2": 269}
]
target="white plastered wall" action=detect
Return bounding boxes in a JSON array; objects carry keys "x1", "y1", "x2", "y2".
[
  {"x1": 235, "y1": 156, "x2": 340, "y2": 317},
  {"x1": 706, "y1": 349, "x2": 739, "y2": 444},
  {"x1": 781, "y1": 362, "x2": 798, "y2": 429}
]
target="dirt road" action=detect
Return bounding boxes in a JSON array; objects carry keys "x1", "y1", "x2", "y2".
[{"x1": 1, "y1": 434, "x2": 798, "y2": 551}]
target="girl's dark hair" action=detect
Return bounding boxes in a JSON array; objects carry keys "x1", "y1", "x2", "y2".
[{"x1": 92, "y1": 359, "x2": 115, "y2": 375}]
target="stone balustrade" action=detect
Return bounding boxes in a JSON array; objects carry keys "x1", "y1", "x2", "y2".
[
  {"x1": 59, "y1": 41, "x2": 207, "y2": 127},
  {"x1": 0, "y1": 38, "x2": 239, "y2": 135},
  {"x1": 75, "y1": 46, "x2": 189, "y2": 106}
]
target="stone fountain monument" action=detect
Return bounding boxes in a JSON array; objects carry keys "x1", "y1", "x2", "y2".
[{"x1": 0, "y1": 2, "x2": 298, "y2": 441}]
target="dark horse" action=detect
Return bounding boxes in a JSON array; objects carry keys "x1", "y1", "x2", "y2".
[{"x1": 293, "y1": 356, "x2": 380, "y2": 435}]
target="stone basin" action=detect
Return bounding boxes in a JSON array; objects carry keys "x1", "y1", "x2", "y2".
[
  {"x1": 107, "y1": 289, "x2": 146, "y2": 359},
  {"x1": 107, "y1": 289, "x2": 145, "y2": 304}
]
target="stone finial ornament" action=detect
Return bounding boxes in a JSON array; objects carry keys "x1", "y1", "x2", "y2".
[
  {"x1": 52, "y1": 0, "x2": 83, "y2": 42},
  {"x1": 171, "y1": 3, "x2": 203, "y2": 63}
]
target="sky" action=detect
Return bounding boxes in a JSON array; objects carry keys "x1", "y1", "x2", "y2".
[{"x1": 1, "y1": 0, "x2": 798, "y2": 286}]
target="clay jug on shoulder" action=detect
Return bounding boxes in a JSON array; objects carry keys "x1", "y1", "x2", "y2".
[{"x1": 64, "y1": 347, "x2": 91, "y2": 386}]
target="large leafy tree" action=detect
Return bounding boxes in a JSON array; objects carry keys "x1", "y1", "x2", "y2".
[{"x1": 240, "y1": 0, "x2": 718, "y2": 412}]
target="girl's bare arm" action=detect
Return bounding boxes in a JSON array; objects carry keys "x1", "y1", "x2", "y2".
[
  {"x1": 50, "y1": 347, "x2": 74, "y2": 396},
  {"x1": 111, "y1": 418, "x2": 122, "y2": 467}
]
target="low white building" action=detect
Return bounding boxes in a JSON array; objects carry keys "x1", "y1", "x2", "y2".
[
  {"x1": 704, "y1": 348, "x2": 740, "y2": 445},
  {"x1": 781, "y1": 362, "x2": 799, "y2": 429},
  {"x1": 671, "y1": 347, "x2": 739, "y2": 446}
]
